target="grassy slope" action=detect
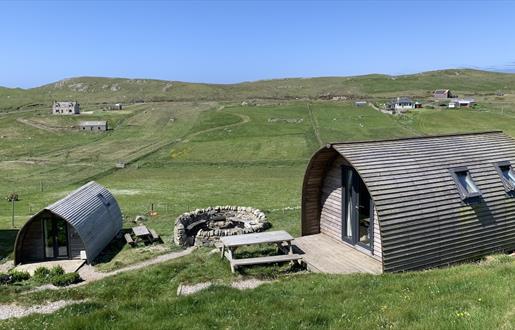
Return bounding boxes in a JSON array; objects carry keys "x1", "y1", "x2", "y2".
[
  {"x1": 1, "y1": 252, "x2": 513, "y2": 329},
  {"x1": 1, "y1": 69, "x2": 515, "y2": 111},
  {"x1": 0, "y1": 70, "x2": 514, "y2": 328}
]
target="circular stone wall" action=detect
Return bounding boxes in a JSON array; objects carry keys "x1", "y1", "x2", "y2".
[{"x1": 174, "y1": 206, "x2": 270, "y2": 247}]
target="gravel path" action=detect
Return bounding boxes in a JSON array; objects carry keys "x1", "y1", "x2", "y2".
[
  {"x1": 177, "y1": 278, "x2": 271, "y2": 296},
  {"x1": 0, "y1": 300, "x2": 86, "y2": 320},
  {"x1": 25, "y1": 247, "x2": 195, "y2": 294},
  {"x1": 79, "y1": 247, "x2": 195, "y2": 281}
]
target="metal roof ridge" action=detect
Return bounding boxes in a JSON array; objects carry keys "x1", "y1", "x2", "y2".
[{"x1": 327, "y1": 131, "x2": 504, "y2": 147}]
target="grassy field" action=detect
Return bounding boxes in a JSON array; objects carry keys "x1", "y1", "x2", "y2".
[{"x1": 0, "y1": 71, "x2": 514, "y2": 328}]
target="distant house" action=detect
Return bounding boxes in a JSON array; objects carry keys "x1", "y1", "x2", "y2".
[
  {"x1": 355, "y1": 101, "x2": 367, "y2": 107},
  {"x1": 107, "y1": 103, "x2": 122, "y2": 110},
  {"x1": 79, "y1": 121, "x2": 108, "y2": 132},
  {"x1": 433, "y1": 89, "x2": 452, "y2": 99},
  {"x1": 456, "y1": 99, "x2": 476, "y2": 107},
  {"x1": 53, "y1": 101, "x2": 80, "y2": 115},
  {"x1": 448, "y1": 99, "x2": 476, "y2": 109},
  {"x1": 414, "y1": 102, "x2": 423, "y2": 109},
  {"x1": 387, "y1": 97, "x2": 414, "y2": 112}
]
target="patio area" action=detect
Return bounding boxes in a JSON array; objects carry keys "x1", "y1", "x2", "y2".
[
  {"x1": 15, "y1": 259, "x2": 85, "y2": 275},
  {"x1": 293, "y1": 234, "x2": 382, "y2": 274}
]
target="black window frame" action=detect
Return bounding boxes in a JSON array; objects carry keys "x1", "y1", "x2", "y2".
[
  {"x1": 494, "y1": 160, "x2": 515, "y2": 192},
  {"x1": 449, "y1": 166, "x2": 482, "y2": 200}
]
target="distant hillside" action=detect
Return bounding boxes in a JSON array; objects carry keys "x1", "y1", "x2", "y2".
[{"x1": 1, "y1": 69, "x2": 514, "y2": 110}]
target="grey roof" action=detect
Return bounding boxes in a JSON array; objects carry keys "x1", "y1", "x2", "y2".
[
  {"x1": 79, "y1": 121, "x2": 107, "y2": 126},
  {"x1": 14, "y1": 181, "x2": 122, "y2": 264},
  {"x1": 46, "y1": 181, "x2": 122, "y2": 262},
  {"x1": 304, "y1": 131, "x2": 515, "y2": 272}
]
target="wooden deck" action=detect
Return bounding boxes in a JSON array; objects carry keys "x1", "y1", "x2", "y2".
[{"x1": 293, "y1": 234, "x2": 382, "y2": 274}]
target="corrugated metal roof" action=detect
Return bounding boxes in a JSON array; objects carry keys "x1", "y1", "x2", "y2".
[
  {"x1": 303, "y1": 131, "x2": 515, "y2": 272},
  {"x1": 46, "y1": 181, "x2": 122, "y2": 263}
]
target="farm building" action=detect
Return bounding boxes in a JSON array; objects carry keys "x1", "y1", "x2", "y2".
[
  {"x1": 386, "y1": 97, "x2": 414, "y2": 112},
  {"x1": 455, "y1": 98, "x2": 476, "y2": 107},
  {"x1": 355, "y1": 101, "x2": 367, "y2": 107},
  {"x1": 105, "y1": 103, "x2": 122, "y2": 110},
  {"x1": 433, "y1": 89, "x2": 452, "y2": 99},
  {"x1": 300, "y1": 131, "x2": 515, "y2": 273},
  {"x1": 53, "y1": 101, "x2": 80, "y2": 115},
  {"x1": 79, "y1": 121, "x2": 108, "y2": 132},
  {"x1": 14, "y1": 181, "x2": 122, "y2": 265}
]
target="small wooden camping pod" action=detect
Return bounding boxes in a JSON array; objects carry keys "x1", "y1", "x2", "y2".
[{"x1": 301, "y1": 131, "x2": 515, "y2": 272}]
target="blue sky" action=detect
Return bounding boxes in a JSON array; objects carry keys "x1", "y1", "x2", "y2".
[{"x1": 1, "y1": 0, "x2": 514, "y2": 88}]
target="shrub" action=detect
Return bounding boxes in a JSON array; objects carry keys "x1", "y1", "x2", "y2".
[
  {"x1": 8, "y1": 270, "x2": 30, "y2": 283},
  {"x1": 51, "y1": 272, "x2": 81, "y2": 287},
  {"x1": 49, "y1": 265, "x2": 65, "y2": 277},
  {"x1": 33, "y1": 266, "x2": 51, "y2": 283}
]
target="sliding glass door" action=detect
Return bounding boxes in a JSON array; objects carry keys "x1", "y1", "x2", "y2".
[
  {"x1": 43, "y1": 217, "x2": 69, "y2": 259},
  {"x1": 342, "y1": 166, "x2": 374, "y2": 250}
]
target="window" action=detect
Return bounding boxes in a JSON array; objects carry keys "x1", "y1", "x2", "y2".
[
  {"x1": 495, "y1": 161, "x2": 515, "y2": 191},
  {"x1": 450, "y1": 167, "x2": 482, "y2": 200}
]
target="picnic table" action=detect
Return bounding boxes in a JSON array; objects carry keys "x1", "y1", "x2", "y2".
[
  {"x1": 219, "y1": 230, "x2": 301, "y2": 273},
  {"x1": 125, "y1": 225, "x2": 161, "y2": 246}
]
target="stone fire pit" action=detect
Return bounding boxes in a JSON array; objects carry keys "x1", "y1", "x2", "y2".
[{"x1": 174, "y1": 206, "x2": 270, "y2": 247}]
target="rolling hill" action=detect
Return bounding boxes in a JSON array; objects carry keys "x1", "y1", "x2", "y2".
[{"x1": 1, "y1": 69, "x2": 514, "y2": 111}]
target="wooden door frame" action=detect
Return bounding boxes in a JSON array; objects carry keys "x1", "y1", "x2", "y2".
[
  {"x1": 42, "y1": 217, "x2": 70, "y2": 260},
  {"x1": 342, "y1": 166, "x2": 374, "y2": 252}
]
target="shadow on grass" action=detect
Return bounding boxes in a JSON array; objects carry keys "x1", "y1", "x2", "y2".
[
  {"x1": 233, "y1": 244, "x2": 306, "y2": 278},
  {"x1": 92, "y1": 229, "x2": 130, "y2": 265},
  {"x1": 0, "y1": 229, "x2": 19, "y2": 260}
]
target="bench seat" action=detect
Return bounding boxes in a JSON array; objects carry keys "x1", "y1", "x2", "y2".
[{"x1": 229, "y1": 254, "x2": 301, "y2": 272}]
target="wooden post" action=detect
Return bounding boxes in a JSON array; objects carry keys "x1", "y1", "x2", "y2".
[{"x1": 11, "y1": 198, "x2": 15, "y2": 228}]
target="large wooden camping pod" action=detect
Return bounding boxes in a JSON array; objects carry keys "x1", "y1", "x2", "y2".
[
  {"x1": 301, "y1": 131, "x2": 515, "y2": 272},
  {"x1": 14, "y1": 181, "x2": 122, "y2": 265}
]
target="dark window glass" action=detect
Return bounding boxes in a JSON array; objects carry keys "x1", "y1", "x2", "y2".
[{"x1": 450, "y1": 168, "x2": 481, "y2": 200}]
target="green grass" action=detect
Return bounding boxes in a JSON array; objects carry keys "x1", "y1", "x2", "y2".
[
  {"x1": 0, "y1": 252, "x2": 513, "y2": 329},
  {"x1": 0, "y1": 74, "x2": 514, "y2": 328}
]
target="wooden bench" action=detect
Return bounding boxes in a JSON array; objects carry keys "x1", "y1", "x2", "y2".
[
  {"x1": 124, "y1": 233, "x2": 135, "y2": 246},
  {"x1": 230, "y1": 254, "x2": 301, "y2": 273},
  {"x1": 149, "y1": 228, "x2": 161, "y2": 242},
  {"x1": 219, "y1": 231, "x2": 301, "y2": 273}
]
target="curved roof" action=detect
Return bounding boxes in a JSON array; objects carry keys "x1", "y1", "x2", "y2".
[
  {"x1": 15, "y1": 181, "x2": 122, "y2": 264},
  {"x1": 302, "y1": 131, "x2": 515, "y2": 271}
]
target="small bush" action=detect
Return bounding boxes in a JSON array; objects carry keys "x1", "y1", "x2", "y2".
[
  {"x1": 8, "y1": 270, "x2": 31, "y2": 283},
  {"x1": 33, "y1": 266, "x2": 51, "y2": 283},
  {"x1": 51, "y1": 272, "x2": 81, "y2": 287},
  {"x1": 49, "y1": 265, "x2": 65, "y2": 277}
]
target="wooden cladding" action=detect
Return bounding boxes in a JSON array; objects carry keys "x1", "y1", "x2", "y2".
[{"x1": 302, "y1": 131, "x2": 515, "y2": 272}]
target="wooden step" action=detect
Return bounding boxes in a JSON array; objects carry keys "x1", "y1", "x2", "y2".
[{"x1": 230, "y1": 254, "x2": 302, "y2": 272}]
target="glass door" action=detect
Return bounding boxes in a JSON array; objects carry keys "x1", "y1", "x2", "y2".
[
  {"x1": 43, "y1": 218, "x2": 69, "y2": 259},
  {"x1": 342, "y1": 166, "x2": 373, "y2": 250}
]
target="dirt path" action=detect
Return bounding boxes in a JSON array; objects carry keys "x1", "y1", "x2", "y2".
[
  {"x1": 16, "y1": 118, "x2": 60, "y2": 133},
  {"x1": 25, "y1": 247, "x2": 195, "y2": 295},
  {"x1": 182, "y1": 107, "x2": 250, "y2": 143},
  {"x1": 78, "y1": 247, "x2": 195, "y2": 282},
  {"x1": 306, "y1": 103, "x2": 323, "y2": 147},
  {"x1": 0, "y1": 300, "x2": 86, "y2": 321}
]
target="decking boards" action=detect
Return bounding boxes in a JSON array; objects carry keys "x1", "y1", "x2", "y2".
[{"x1": 294, "y1": 234, "x2": 382, "y2": 274}]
